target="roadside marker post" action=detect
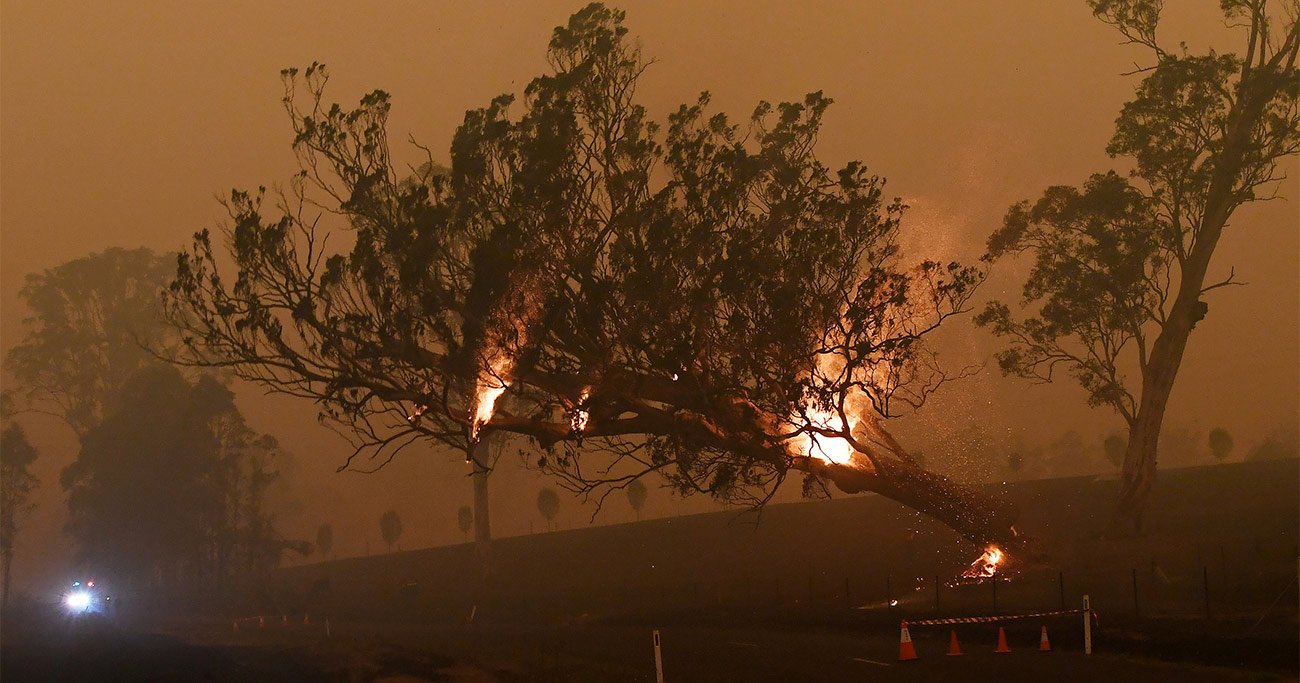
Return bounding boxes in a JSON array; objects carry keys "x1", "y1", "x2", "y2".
[
  {"x1": 1083, "y1": 595, "x2": 1092, "y2": 655},
  {"x1": 652, "y1": 629, "x2": 665, "y2": 683}
]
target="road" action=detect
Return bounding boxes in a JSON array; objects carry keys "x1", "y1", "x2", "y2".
[{"x1": 2, "y1": 609, "x2": 1291, "y2": 682}]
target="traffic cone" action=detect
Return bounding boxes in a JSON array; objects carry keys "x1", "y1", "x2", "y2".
[
  {"x1": 946, "y1": 630, "x2": 963, "y2": 656},
  {"x1": 898, "y1": 621, "x2": 919, "y2": 661},
  {"x1": 995, "y1": 626, "x2": 1011, "y2": 653},
  {"x1": 1039, "y1": 625, "x2": 1051, "y2": 652}
]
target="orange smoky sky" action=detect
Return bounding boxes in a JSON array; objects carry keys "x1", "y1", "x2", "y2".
[{"x1": 2, "y1": 1, "x2": 1296, "y2": 591}]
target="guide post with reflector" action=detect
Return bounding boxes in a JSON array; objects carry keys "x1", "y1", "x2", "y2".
[
  {"x1": 652, "y1": 629, "x2": 664, "y2": 683},
  {"x1": 1083, "y1": 595, "x2": 1092, "y2": 655}
]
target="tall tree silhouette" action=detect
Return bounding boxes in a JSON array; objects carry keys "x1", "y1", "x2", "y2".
[
  {"x1": 981, "y1": 0, "x2": 1298, "y2": 527},
  {"x1": 0, "y1": 416, "x2": 39, "y2": 607}
]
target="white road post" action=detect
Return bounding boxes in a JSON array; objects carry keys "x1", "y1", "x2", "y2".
[
  {"x1": 653, "y1": 629, "x2": 665, "y2": 683},
  {"x1": 1083, "y1": 595, "x2": 1092, "y2": 655}
]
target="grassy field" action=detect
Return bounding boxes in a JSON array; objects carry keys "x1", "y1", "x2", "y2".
[{"x1": 271, "y1": 458, "x2": 1297, "y2": 630}]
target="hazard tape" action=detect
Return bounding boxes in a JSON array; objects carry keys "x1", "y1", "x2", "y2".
[{"x1": 908, "y1": 607, "x2": 1098, "y2": 626}]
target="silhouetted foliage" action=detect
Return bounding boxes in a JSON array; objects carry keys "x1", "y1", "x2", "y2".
[
  {"x1": 980, "y1": 0, "x2": 1298, "y2": 524},
  {"x1": 625, "y1": 479, "x2": 647, "y2": 520},
  {"x1": 1103, "y1": 433, "x2": 1127, "y2": 468},
  {"x1": 1247, "y1": 435, "x2": 1298, "y2": 461},
  {"x1": 1208, "y1": 428, "x2": 1234, "y2": 462},
  {"x1": 379, "y1": 510, "x2": 403, "y2": 551},
  {"x1": 62, "y1": 366, "x2": 293, "y2": 591},
  {"x1": 315, "y1": 523, "x2": 334, "y2": 557},
  {"x1": 7, "y1": 247, "x2": 176, "y2": 436},
  {"x1": 456, "y1": 506, "x2": 473, "y2": 539},
  {"x1": 166, "y1": 3, "x2": 1021, "y2": 548},
  {"x1": 537, "y1": 488, "x2": 560, "y2": 530},
  {"x1": 0, "y1": 422, "x2": 39, "y2": 607}
]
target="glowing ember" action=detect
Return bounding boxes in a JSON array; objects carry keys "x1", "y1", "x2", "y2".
[
  {"x1": 407, "y1": 403, "x2": 427, "y2": 423},
  {"x1": 962, "y1": 544, "x2": 1005, "y2": 579}
]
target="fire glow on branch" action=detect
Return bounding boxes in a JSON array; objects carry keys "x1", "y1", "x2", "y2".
[{"x1": 787, "y1": 352, "x2": 861, "y2": 466}]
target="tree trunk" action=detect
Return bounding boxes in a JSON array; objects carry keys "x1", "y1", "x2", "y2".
[
  {"x1": 1116, "y1": 79, "x2": 1266, "y2": 527},
  {"x1": 470, "y1": 441, "x2": 493, "y2": 578},
  {"x1": 810, "y1": 458, "x2": 1024, "y2": 554}
]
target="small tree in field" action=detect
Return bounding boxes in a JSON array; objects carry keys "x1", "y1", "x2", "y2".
[
  {"x1": 316, "y1": 523, "x2": 334, "y2": 558},
  {"x1": 537, "y1": 488, "x2": 560, "y2": 531},
  {"x1": 380, "y1": 510, "x2": 403, "y2": 552},
  {"x1": 625, "y1": 479, "x2": 647, "y2": 521},
  {"x1": 1103, "y1": 433, "x2": 1127, "y2": 468},
  {"x1": 980, "y1": 0, "x2": 1298, "y2": 527},
  {"x1": 1208, "y1": 428, "x2": 1234, "y2": 462},
  {"x1": 456, "y1": 506, "x2": 474, "y2": 540}
]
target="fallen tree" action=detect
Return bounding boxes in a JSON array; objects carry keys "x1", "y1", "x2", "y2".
[{"x1": 166, "y1": 4, "x2": 1023, "y2": 564}]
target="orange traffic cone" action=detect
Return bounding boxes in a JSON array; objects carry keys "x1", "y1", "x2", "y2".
[
  {"x1": 1039, "y1": 625, "x2": 1051, "y2": 652},
  {"x1": 946, "y1": 630, "x2": 963, "y2": 656},
  {"x1": 995, "y1": 626, "x2": 1011, "y2": 653},
  {"x1": 898, "y1": 621, "x2": 919, "y2": 661}
]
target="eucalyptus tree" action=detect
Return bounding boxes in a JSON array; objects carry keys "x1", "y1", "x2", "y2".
[
  {"x1": 167, "y1": 3, "x2": 1020, "y2": 560},
  {"x1": 979, "y1": 0, "x2": 1298, "y2": 526}
]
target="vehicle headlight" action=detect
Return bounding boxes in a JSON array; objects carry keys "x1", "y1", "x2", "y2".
[{"x1": 65, "y1": 591, "x2": 92, "y2": 610}]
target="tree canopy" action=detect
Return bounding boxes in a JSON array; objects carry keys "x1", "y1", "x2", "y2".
[
  {"x1": 167, "y1": 3, "x2": 1017, "y2": 550},
  {"x1": 8, "y1": 247, "x2": 177, "y2": 435}
]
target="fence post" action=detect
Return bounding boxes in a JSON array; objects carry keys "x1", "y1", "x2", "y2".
[{"x1": 1131, "y1": 567, "x2": 1140, "y2": 618}]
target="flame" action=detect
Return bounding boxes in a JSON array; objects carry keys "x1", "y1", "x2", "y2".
[
  {"x1": 962, "y1": 544, "x2": 1004, "y2": 579},
  {"x1": 791, "y1": 403, "x2": 857, "y2": 465},
  {"x1": 570, "y1": 386, "x2": 591, "y2": 434},
  {"x1": 787, "y1": 353, "x2": 859, "y2": 465},
  {"x1": 470, "y1": 355, "x2": 511, "y2": 441}
]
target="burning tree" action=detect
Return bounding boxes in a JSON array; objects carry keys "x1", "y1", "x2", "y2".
[
  {"x1": 166, "y1": 4, "x2": 1021, "y2": 560},
  {"x1": 979, "y1": 0, "x2": 1298, "y2": 527}
]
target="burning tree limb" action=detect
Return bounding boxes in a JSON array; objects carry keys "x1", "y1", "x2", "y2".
[{"x1": 165, "y1": 3, "x2": 1026, "y2": 567}]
